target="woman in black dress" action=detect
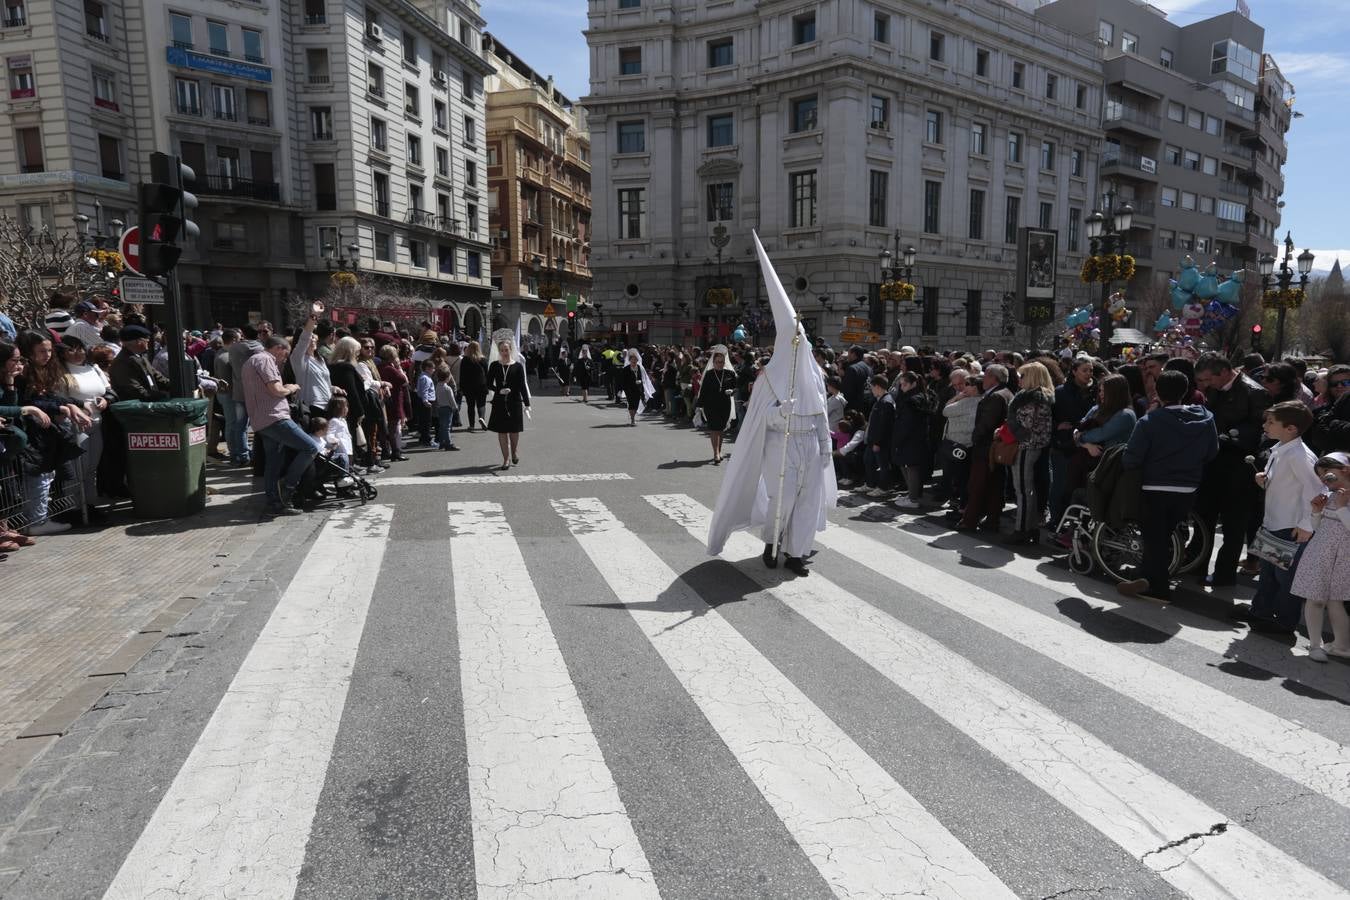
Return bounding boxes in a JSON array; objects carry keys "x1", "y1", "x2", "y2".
[
  {"x1": 572, "y1": 345, "x2": 594, "y2": 403},
  {"x1": 487, "y1": 339, "x2": 530, "y2": 468},
  {"x1": 618, "y1": 349, "x2": 654, "y2": 426},
  {"x1": 459, "y1": 341, "x2": 488, "y2": 432},
  {"x1": 697, "y1": 345, "x2": 736, "y2": 464}
]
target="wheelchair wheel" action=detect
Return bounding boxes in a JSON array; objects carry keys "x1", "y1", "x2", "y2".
[
  {"x1": 1068, "y1": 530, "x2": 1094, "y2": 575},
  {"x1": 1093, "y1": 520, "x2": 1181, "y2": 585},
  {"x1": 1173, "y1": 512, "x2": 1211, "y2": 576}
]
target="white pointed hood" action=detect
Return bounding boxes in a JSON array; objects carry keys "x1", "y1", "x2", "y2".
[{"x1": 753, "y1": 231, "x2": 826, "y2": 416}]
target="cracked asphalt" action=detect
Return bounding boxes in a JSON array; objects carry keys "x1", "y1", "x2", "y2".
[{"x1": 2, "y1": 391, "x2": 1348, "y2": 899}]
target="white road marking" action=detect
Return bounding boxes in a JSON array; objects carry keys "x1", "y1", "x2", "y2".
[
  {"x1": 553, "y1": 497, "x2": 1016, "y2": 900},
  {"x1": 103, "y1": 505, "x2": 394, "y2": 900},
  {"x1": 734, "y1": 497, "x2": 1350, "y2": 811},
  {"x1": 378, "y1": 472, "x2": 632, "y2": 486},
  {"x1": 448, "y1": 501, "x2": 658, "y2": 898},
  {"x1": 648, "y1": 493, "x2": 1347, "y2": 900}
]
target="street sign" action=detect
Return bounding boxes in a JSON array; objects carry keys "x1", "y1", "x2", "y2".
[
  {"x1": 120, "y1": 276, "x2": 165, "y2": 305},
  {"x1": 845, "y1": 316, "x2": 870, "y2": 331},
  {"x1": 542, "y1": 302, "x2": 556, "y2": 317},
  {"x1": 118, "y1": 226, "x2": 142, "y2": 276}
]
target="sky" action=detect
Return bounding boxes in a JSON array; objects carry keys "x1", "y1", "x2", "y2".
[{"x1": 481, "y1": 0, "x2": 1348, "y2": 274}]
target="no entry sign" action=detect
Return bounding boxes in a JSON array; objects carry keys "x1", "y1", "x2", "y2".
[{"x1": 118, "y1": 226, "x2": 143, "y2": 276}]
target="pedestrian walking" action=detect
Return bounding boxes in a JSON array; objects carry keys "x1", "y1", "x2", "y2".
[
  {"x1": 487, "y1": 337, "x2": 530, "y2": 469},
  {"x1": 697, "y1": 344, "x2": 736, "y2": 463}
]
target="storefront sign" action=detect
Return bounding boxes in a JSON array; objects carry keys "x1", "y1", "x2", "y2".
[
  {"x1": 165, "y1": 46, "x2": 271, "y2": 83},
  {"x1": 129, "y1": 433, "x2": 180, "y2": 450}
]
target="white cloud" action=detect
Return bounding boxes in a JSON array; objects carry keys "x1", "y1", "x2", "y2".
[
  {"x1": 1269, "y1": 52, "x2": 1350, "y2": 82},
  {"x1": 1309, "y1": 250, "x2": 1350, "y2": 270}
]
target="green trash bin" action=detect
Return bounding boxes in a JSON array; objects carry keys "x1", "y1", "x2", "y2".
[{"x1": 110, "y1": 398, "x2": 210, "y2": 517}]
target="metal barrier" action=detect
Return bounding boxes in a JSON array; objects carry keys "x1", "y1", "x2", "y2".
[{"x1": 0, "y1": 452, "x2": 88, "y2": 530}]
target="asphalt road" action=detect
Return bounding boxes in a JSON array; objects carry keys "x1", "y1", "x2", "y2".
[{"x1": 3, "y1": 387, "x2": 1349, "y2": 900}]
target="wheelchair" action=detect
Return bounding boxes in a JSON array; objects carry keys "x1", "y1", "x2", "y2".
[{"x1": 1057, "y1": 503, "x2": 1211, "y2": 584}]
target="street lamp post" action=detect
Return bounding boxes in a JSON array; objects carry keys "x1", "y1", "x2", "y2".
[
  {"x1": 652, "y1": 300, "x2": 663, "y2": 345},
  {"x1": 818, "y1": 295, "x2": 831, "y2": 340},
  {"x1": 73, "y1": 212, "x2": 125, "y2": 302},
  {"x1": 323, "y1": 231, "x2": 361, "y2": 311},
  {"x1": 1258, "y1": 232, "x2": 1314, "y2": 361},
  {"x1": 878, "y1": 230, "x2": 916, "y2": 349},
  {"x1": 1084, "y1": 188, "x2": 1134, "y2": 349}
]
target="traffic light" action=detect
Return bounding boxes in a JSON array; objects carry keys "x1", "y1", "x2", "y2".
[
  {"x1": 138, "y1": 151, "x2": 198, "y2": 276},
  {"x1": 1251, "y1": 323, "x2": 1264, "y2": 351}
]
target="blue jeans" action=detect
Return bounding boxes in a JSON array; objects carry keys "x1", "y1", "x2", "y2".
[
  {"x1": 1250, "y1": 527, "x2": 1303, "y2": 628},
  {"x1": 435, "y1": 406, "x2": 455, "y2": 448},
  {"x1": 258, "y1": 418, "x2": 318, "y2": 504},
  {"x1": 229, "y1": 400, "x2": 251, "y2": 463}
]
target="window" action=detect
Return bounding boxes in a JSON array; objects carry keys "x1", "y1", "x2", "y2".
[
  {"x1": 373, "y1": 171, "x2": 389, "y2": 216},
  {"x1": 1012, "y1": 61, "x2": 1025, "y2": 90},
  {"x1": 929, "y1": 30, "x2": 944, "y2": 62},
  {"x1": 1008, "y1": 131, "x2": 1022, "y2": 164},
  {"x1": 1045, "y1": 72, "x2": 1057, "y2": 101},
  {"x1": 791, "y1": 95, "x2": 818, "y2": 132},
  {"x1": 873, "y1": 13, "x2": 889, "y2": 44},
  {"x1": 707, "y1": 113, "x2": 733, "y2": 147},
  {"x1": 212, "y1": 83, "x2": 236, "y2": 121},
  {"x1": 923, "y1": 180, "x2": 941, "y2": 234},
  {"x1": 618, "y1": 187, "x2": 645, "y2": 238},
  {"x1": 1005, "y1": 195, "x2": 1020, "y2": 244},
  {"x1": 1200, "y1": 195, "x2": 1215, "y2": 215},
  {"x1": 373, "y1": 231, "x2": 392, "y2": 262},
  {"x1": 18, "y1": 202, "x2": 51, "y2": 232},
  {"x1": 869, "y1": 171, "x2": 888, "y2": 228},
  {"x1": 367, "y1": 62, "x2": 384, "y2": 96},
  {"x1": 1167, "y1": 102, "x2": 1184, "y2": 122},
  {"x1": 968, "y1": 189, "x2": 985, "y2": 240},
  {"x1": 707, "y1": 182, "x2": 733, "y2": 221},
  {"x1": 922, "y1": 286, "x2": 939, "y2": 336},
  {"x1": 174, "y1": 78, "x2": 200, "y2": 114},
  {"x1": 1071, "y1": 148, "x2": 1083, "y2": 177},
  {"x1": 207, "y1": 20, "x2": 228, "y2": 56},
  {"x1": 965, "y1": 290, "x2": 982, "y2": 337},
  {"x1": 408, "y1": 183, "x2": 423, "y2": 212},
  {"x1": 170, "y1": 13, "x2": 192, "y2": 47},
  {"x1": 1159, "y1": 229, "x2": 1176, "y2": 249},
  {"x1": 316, "y1": 225, "x2": 338, "y2": 258},
  {"x1": 1180, "y1": 190, "x2": 1197, "y2": 211},
  {"x1": 707, "y1": 37, "x2": 733, "y2": 68},
  {"x1": 433, "y1": 99, "x2": 447, "y2": 130},
  {"x1": 1068, "y1": 208, "x2": 1081, "y2": 252},
  {"x1": 618, "y1": 46, "x2": 641, "y2": 75},
  {"x1": 401, "y1": 30, "x2": 415, "y2": 65},
  {"x1": 976, "y1": 48, "x2": 989, "y2": 78},
  {"x1": 1040, "y1": 140, "x2": 1055, "y2": 171},
  {"x1": 925, "y1": 109, "x2": 942, "y2": 144},
  {"x1": 242, "y1": 28, "x2": 263, "y2": 63},
  {"x1": 792, "y1": 12, "x2": 815, "y2": 45},
  {"x1": 85, "y1": 0, "x2": 106, "y2": 39},
  {"x1": 1187, "y1": 108, "x2": 1203, "y2": 130},
  {"x1": 436, "y1": 191, "x2": 450, "y2": 223},
  {"x1": 869, "y1": 95, "x2": 888, "y2": 129},
  {"x1": 97, "y1": 133, "x2": 122, "y2": 179},
  {"x1": 1160, "y1": 48, "x2": 1174, "y2": 69},
  {"x1": 487, "y1": 145, "x2": 498, "y2": 166},
  {"x1": 407, "y1": 134, "x2": 421, "y2": 165},
  {"x1": 618, "y1": 0, "x2": 640, "y2": 8},
  {"x1": 214, "y1": 222, "x2": 248, "y2": 251},
  {"x1": 1121, "y1": 31, "x2": 1138, "y2": 54},
  {"x1": 1164, "y1": 144, "x2": 1181, "y2": 166},
  {"x1": 467, "y1": 251, "x2": 481, "y2": 277},
  {"x1": 1211, "y1": 39, "x2": 1259, "y2": 83},
  {"x1": 313, "y1": 162, "x2": 336, "y2": 209},
  {"x1": 1039, "y1": 201, "x2": 1053, "y2": 230},
  {"x1": 1183, "y1": 149, "x2": 1200, "y2": 171},
  {"x1": 465, "y1": 159, "x2": 476, "y2": 185},
  {"x1": 790, "y1": 170, "x2": 817, "y2": 227},
  {"x1": 1205, "y1": 115, "x2": 1221, "y2": 136},
  {"x1": 463, "y1": 115, "x2": 475, "y2": 145},
  {"x1": 617, "y1": 120, "x2": 644, "y2": 153},
  {"x1": 1161, "y1": 186, "x2": 1177, "y2": 207},
  {"x1": 92, "y1": 69, "x2": 116, "y2": 109},
  {"x1": 1099, "y1": 20, "x2": 1114, "y2": 45},
  {"x1": 971, "y1": 121, "x2": 987, "y2": 155},
  {"x1": 370, "y1": 116, "x2": 386, "y2": 151},
  {"x1": 310, "y1": 106, "x2": 332, "y2": 140},
  {"x1": 409, "y1": 239, "x2": 426, "y2": 268},
  {"x1": 436, "y1": 243, "x2": 455, "y2": 275},
  {"x1": 1178, "y1": 233, "x2": 1194, "y2": 252},
  {"x1": 1076, "y1": 83, "x2": 1087, "y2": 109},
  {"x1": 465, "y1": 202, "x2": 477, "y2": 232},
  {"x1": 405, "y1": 83, "x2": 419, "y2": 117},
  {"x1": 1217, "y1": 200, "x2": 1245, "y2": 222}
]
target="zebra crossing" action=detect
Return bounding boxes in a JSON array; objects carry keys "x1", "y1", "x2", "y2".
[{"x1": 96, "y1": 494, "x2": 1350, "y2": 899}]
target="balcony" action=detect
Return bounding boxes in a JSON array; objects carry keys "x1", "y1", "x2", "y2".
[
  {"x1": 173, "y1": 40, "x2": 193, "y2": 50},
  {"x1": 304, "y1": 14, "x2": 326, "y2": 24},
  {"x1": 1222, "y1": 143, "x2": 1254, "y2": 162},
  {"x1": 1226, "y1": 101, "x2": 1256, "y2": 124},
  {"x1": 86, "y1": 28, "x2": 109, "y2": 42},
  {"x1": 1103, "y1": 101, "x2": 1161, "y2": 134},
  {"x1": 408, "y1": 209, "x2": 437, "y2": 228},
  {"x1": 375, "y1": 200, "x2": 389, "y2": 217},
  {"x1": 1216, "y1": 218, "x2": 1246, "y2": 235},
  {"x1": 1100, "y1": 149, "x2": 1157, "y2": 178},
  {"x1": 1219, "y1": 180, "x2": 1248, "y2": 198},
  {"x1": 307, "y1": 73, "x2": 330, "y2": 86},
  {"x1": 195, "y1": 174, "x2": 282, "y2": 202},
  {"x1": 1131, "y1": 245, "x2": 1153, "y2": 261},
  {"x1": 3, "y1": 12, "x2": 25, "y2": 27},
  {"x1": 214, "y1": 109, "x2": 237, "y2": 122},
  {"x1": 312, "y1": 130, "x2": 333, "y2": 141},
  {"x1": 1126, "y1": 198, "x2": 1156, "y2": 218},
  {"x1": 176, "y1": 102, "x2": 201, "y2": 116},
  {"x1": 247, "y1": 115, "x2": 270, "y2": 127},
  {"x1": 9, "y1": 87, "x2": 34, "y2": 100}
]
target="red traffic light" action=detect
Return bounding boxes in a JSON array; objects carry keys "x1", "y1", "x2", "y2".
[
  {"x1": 1252, "y1": 324, "x2": 1263, "y2": 335},
  {"x1": 566, "y1": 310, "x2": 575, "y2": 319}
]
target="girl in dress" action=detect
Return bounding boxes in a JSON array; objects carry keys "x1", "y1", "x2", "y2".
[
  {"x1": 572, "y1": 345, "x2": 594, "y2": 403},
  {"x1": 696, "y1": 345, "x2": 737, "y2": 464},
  {"x1": 487, "y1": 338, "x2": 530, "y2": 468},
  {"x1": 618, "y1": 349, "x2": 655, "y2": 426},
  {"x1": 1293, "y1": 453, "x2": 1350, "y2": 662}
]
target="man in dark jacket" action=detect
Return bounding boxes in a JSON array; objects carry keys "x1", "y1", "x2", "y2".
[
  {"x1": 1193, "y1": 352, "x2": 1271, "y2": 587},
  {"x1": 109, "y1": 325, "x2": 170, "y2": 401},
  {"x1": 1308, "y1": 364, "x2": 1350, "y2": 455},
  {"x1": 958, "y1": 364, "x2": 1013, "y2": 532},
  {"x1": 1049, "y1": 357, "x2": 1096, "y2": 524},
  {"x1": 1118, "y1": 370, "x2": 1219, "y2": 603},
  {"x1": 863, "y1": 375, "x2": 895, "y2": 497},
  {"x1": 841, "y1": 346, "x2": 872, "y2": 413}
]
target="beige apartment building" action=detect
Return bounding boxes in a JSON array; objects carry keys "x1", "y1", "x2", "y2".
[{"x1": 483, "y1": 33, "x2": 591, "y2": 345}]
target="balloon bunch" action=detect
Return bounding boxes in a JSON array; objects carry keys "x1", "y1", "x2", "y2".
[
  {"x1": 1060, "y1": 306, "x2": 1101, "y2": 354},
  {"x1": 1106, "y1": 291, "x2": 1131, "y2": 325},
  {"x1": 1166, "y1": 256, "x2": 1244, "y2": 338},
  {"x1": 732, "y1": 325, "x2": 747, "y2": 342}
]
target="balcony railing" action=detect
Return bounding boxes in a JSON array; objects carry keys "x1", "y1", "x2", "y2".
[
  {"x1": 307, "y1": 73, "x2": 330, "y2": 85},
  {"x1": 172, "y1": 40, "x2": 193, "y2": 50},
  {"x1": 86, "y1": 28, "x2": 109, "y2": 42},
  {"x1": 1222, "y1": 143, "x2": 1254, "y2": 161},
  {"x1": 303, "y1": 14, "x2": 326, "y2": 24},
  {"x1": 247, "y1": 115, "x2": 270, "y2": 126},
  {"x1": 177, "y1": 102, "x2": 201, "y2": 116},
  {"x1": 1219, "y1": 180, "x2": 1248, "y2": 198},
  {"x1": 1101, "y1": 149, "x2": 1156, "y2": 175},
  {"x1": 1126, "y1": 198, "x2": 1156, "y2": 217},
  {"x1": 1226, "y1": 101, "x2": 1256, "y2": 123},
  {"x1": 1216, "y1": 218, "x2": 1246, "y2": 235},
  {"x1": 195, "y1": 174, "x2": 282, "y2": 202},
  {"x1": 3, "y1": 12, "x2": 25, "y2": 26},
  {"x1": 312, "y1": 130, "x2": 333, "y2": 140},
  {"x1": 407, "y1": 209, "x2": 436, "y2": 228},
  {"x1": 1131, "y1": 245, "x2": 1153, "y2": 260},
  {"x1": 214, "y1": 109, "x2": 237, "y2": 122},
  {"x1": 1103, "y1": 102, "x2": 1161, "y2": 131}
]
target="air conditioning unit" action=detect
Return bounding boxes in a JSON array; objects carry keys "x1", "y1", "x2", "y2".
[
  {"x1": 366, "y1": 22, "x2": 383, "y2": 40},
  {"x1": 433, "y1": 70, "x2": 447, "y2": 84}
]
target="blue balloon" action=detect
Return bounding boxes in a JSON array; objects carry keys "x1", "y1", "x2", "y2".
[
  {"x1": 1218, "y1": 302, "x2": 1239, "y2": 320},
  {"x1": 1178, "y1": 267, "x2": 1200, "y2": 292},
  {"x1": 1216, "y1": 278, "x2": 1241, "y2": 305},
  {"x1": 1194, "y1": 275, "x2": 1219, "y2": 300},
  {"x1": 1154, "y1": 313, "x2": 1173, "y2": 331},
  {"x1": 732, "y1": 326, "x2": 747, "y2": 341},
  {"x1": 1171, "y1": 287, "x2": 1189, "y2": 309}
]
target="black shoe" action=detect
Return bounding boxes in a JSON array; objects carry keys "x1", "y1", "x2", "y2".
[
  {"x1": 1228, "y1": 604, "x2": 1254, "y2": 621},
  {"x1": 1206, "y1": 573, "x2": 1238, "y2": 588},
  {"x1": 784, "y1": 555, "x2": 810, "y2": 577},
  {"x1": 762, "y1": 543, "x2": 778, "y2": 569},
  {"x1": 1248, "y1": 616, "x2": 1296, "y2": 636}
]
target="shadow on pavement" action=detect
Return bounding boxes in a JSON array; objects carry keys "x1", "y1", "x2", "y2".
[
  {"x1": 1054, "y1": 596, "x2": 1171, "y2": 645},
  {"x1": 657, "y1": 459, "x2": 713, "y2": 470}
]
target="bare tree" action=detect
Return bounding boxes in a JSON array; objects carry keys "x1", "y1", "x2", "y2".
[
  {"x1": 0, "y1": 214, "x2": 86, "y2": 328},
  {"x1": 1297, "y1": 280, "x2": 1350, "y2": 361},
  {"x1": 285, "y1": 273, "x2": 441, "y2": 332}
]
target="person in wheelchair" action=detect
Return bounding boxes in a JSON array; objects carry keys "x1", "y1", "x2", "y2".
[{"x1": 1117, "y1": 370, "x2": 1219, "y2": 603}]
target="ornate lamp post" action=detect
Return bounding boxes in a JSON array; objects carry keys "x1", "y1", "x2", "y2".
[
  {"x1": 1259, "y1": 232, "x2": 1313, "y2": 360},
  {"x1": 878, "y1": 230, "x2": 916, "y2": 349},
  {"x1": 72, "y1": 212, "x2": 125, "y2": 301},
  {"x1": 323, "y1": 231, "x2": 361, "y2": 309},
  {"x1": 1083, "y1": 189, "x2": 1134, "y2": 348}
]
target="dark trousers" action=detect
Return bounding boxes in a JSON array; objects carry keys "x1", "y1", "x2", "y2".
[
  {"x1": 960, "y1": 450, "x2": 1005, "y2": 528},
  {"x1": 1140, "y1": 489, "x2": 1195, "y2": 598},
  {"x1": 864, "y1": 445, "x2": 892, "y2": 490},
  {"x1": 1250, "y1": 528, "x2": 1304, "y2": 627},
  {"x1": 1197, "y1": 456, "x2": 1258, "y2": 578},
  {"x1": 412, "y1": 395, "x2": 433, "y2": 444}
]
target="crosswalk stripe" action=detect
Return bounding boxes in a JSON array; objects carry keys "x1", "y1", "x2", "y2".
[
  {"x1": 647, "y1": 493, "x2": 1346, "y2": 900},
  {"x1": 885, "y1": 512, "x2": 1350, "y2": 704},
  {"x1": 553, "y1": 496, "x2": 1017, "y2": 900},
  {"x1": 764, "y1": 500, "x2": 1350, "y2": 812},
  {"x1": 379, "y1": 472, "x2": 632, "y2": 486},
  {"x1": 447, "y1": 501, "x2": 658, "y2": 898},
  {"x1": 102, "y1": 505, "x2": 395, "y2": 900}
]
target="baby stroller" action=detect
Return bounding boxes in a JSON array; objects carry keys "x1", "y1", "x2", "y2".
[{"x1": 313, "y1": 450, "x2": 377, "y2": 504}]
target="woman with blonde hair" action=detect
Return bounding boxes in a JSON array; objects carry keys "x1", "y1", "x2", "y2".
[
  {"x1": 1006, "y1": 361, "x2": 1056, "y2": 543},
  {"x1": 326, "y1": 336, "x2": 376, "y2": 470}
]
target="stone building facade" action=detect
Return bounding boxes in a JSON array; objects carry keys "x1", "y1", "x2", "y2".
[{"x1": 583, "y1": 0, "x2": 1104, "y2": 350}]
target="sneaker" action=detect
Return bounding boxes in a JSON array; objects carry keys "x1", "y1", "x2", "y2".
[
  {"x1": 837, "y1": 478, "x2": 855, "y2": 488},
  {"x1": 1308, "y1": 646, "x2": 1328, "y2": 663},
  {"x1": 24, "y1": 520, "x2": 72, "y2": 536},
  {"x1": 266, "y1": 502, "x2": 300, "y2": 517},
  {"x1": 336, "y1": 476, "x2": 355, "y2": 488},
  {"x1": 893, "y1": 497, "x2": 921, "y2": 510},
  {"x1": 865, "y1": 487, "x2": 889, "y2": 499}
]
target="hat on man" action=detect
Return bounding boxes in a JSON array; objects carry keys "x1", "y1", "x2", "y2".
[
  {"x1": 59, "y1": 333, "x2": 86, "y2": 351},
  {"x1": 44, "y1": 310, "x2": 73, "y2": 333},
  {"x1": 74, "y1": 299, "x2": 102, "y2": 316},
  {"x1": 120, "y1": 324, "x2": 151, "y2": 341}
]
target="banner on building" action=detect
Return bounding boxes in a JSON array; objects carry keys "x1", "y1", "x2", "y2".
[{"x1": 1017, "y1": 227, "x2": 1058, "y2": 326}]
